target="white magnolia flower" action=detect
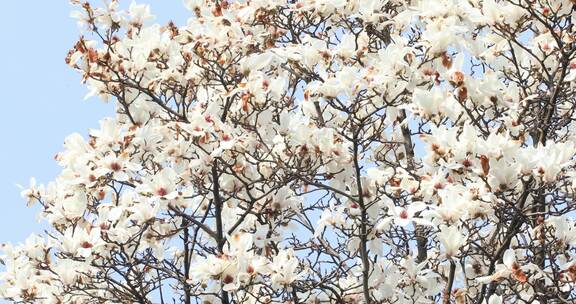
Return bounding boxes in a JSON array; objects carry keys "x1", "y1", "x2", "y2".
[
  {"x1": 61, "y1": 192, "x2": 88, "y2": 219},
  {"x1": 476, "y1": 249, "x2": 528, "y2": 284},
  {"x1": 377, "y1": 201, "x2": 433, "y2": 230},
  {"x1": 270, "y1": 249, "x2": 302, "y2": 289},
  {"x1": 438, "y1": 225, "x2": 465, "y2": 258},
  {"x1": 128, "y1": 0, "x2": 154, "y2": 24}
]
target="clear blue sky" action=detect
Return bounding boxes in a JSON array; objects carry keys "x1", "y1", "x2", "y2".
[{"x1": 0, "y1": 1, "x2": 189, "y2": 244}]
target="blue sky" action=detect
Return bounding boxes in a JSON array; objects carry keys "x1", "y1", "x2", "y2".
[{"x1": 0, "y1": 1, "x2": 189, "y2": 244}]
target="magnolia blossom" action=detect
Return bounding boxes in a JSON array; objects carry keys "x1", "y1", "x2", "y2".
[
  {"x1": 438, "y1": 225, "x2": 465, "y2": 258},
  {"x1": 269, "y1": 249, "x2": 302, "y2": 290},
  {"x1": 477, "y1": 249, "x2": 530, "y2": 284},
  {"x1": 376, "y1": 201, "x2": 433, "y2": 230},
  {"x1": 2, "y1": 0, "x2": 576, "y2": 303}
]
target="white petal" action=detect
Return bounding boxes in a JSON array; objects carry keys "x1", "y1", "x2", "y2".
[
  {"x1": 488, "y1": 295, "x2": 503, "y2": 304},
  {"x1": 503, "y1": 249, "x2": 516, "y2": 269}
]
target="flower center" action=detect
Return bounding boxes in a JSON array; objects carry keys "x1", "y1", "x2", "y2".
[
  {"x1": 156, "y1": 187, "x2": 168, "y2": 196},
  {"x1": 399, "y1": 210, "x2": 409, "y2": 219}
]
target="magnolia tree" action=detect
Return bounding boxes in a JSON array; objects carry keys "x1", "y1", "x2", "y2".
[{"x1": 3, "y1": 0, "x2": 576, "y2": 303}]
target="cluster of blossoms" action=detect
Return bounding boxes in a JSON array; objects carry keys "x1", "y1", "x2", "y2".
[{"x1": 2, "y1": 0, "x2": 576, "y2": 303}]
